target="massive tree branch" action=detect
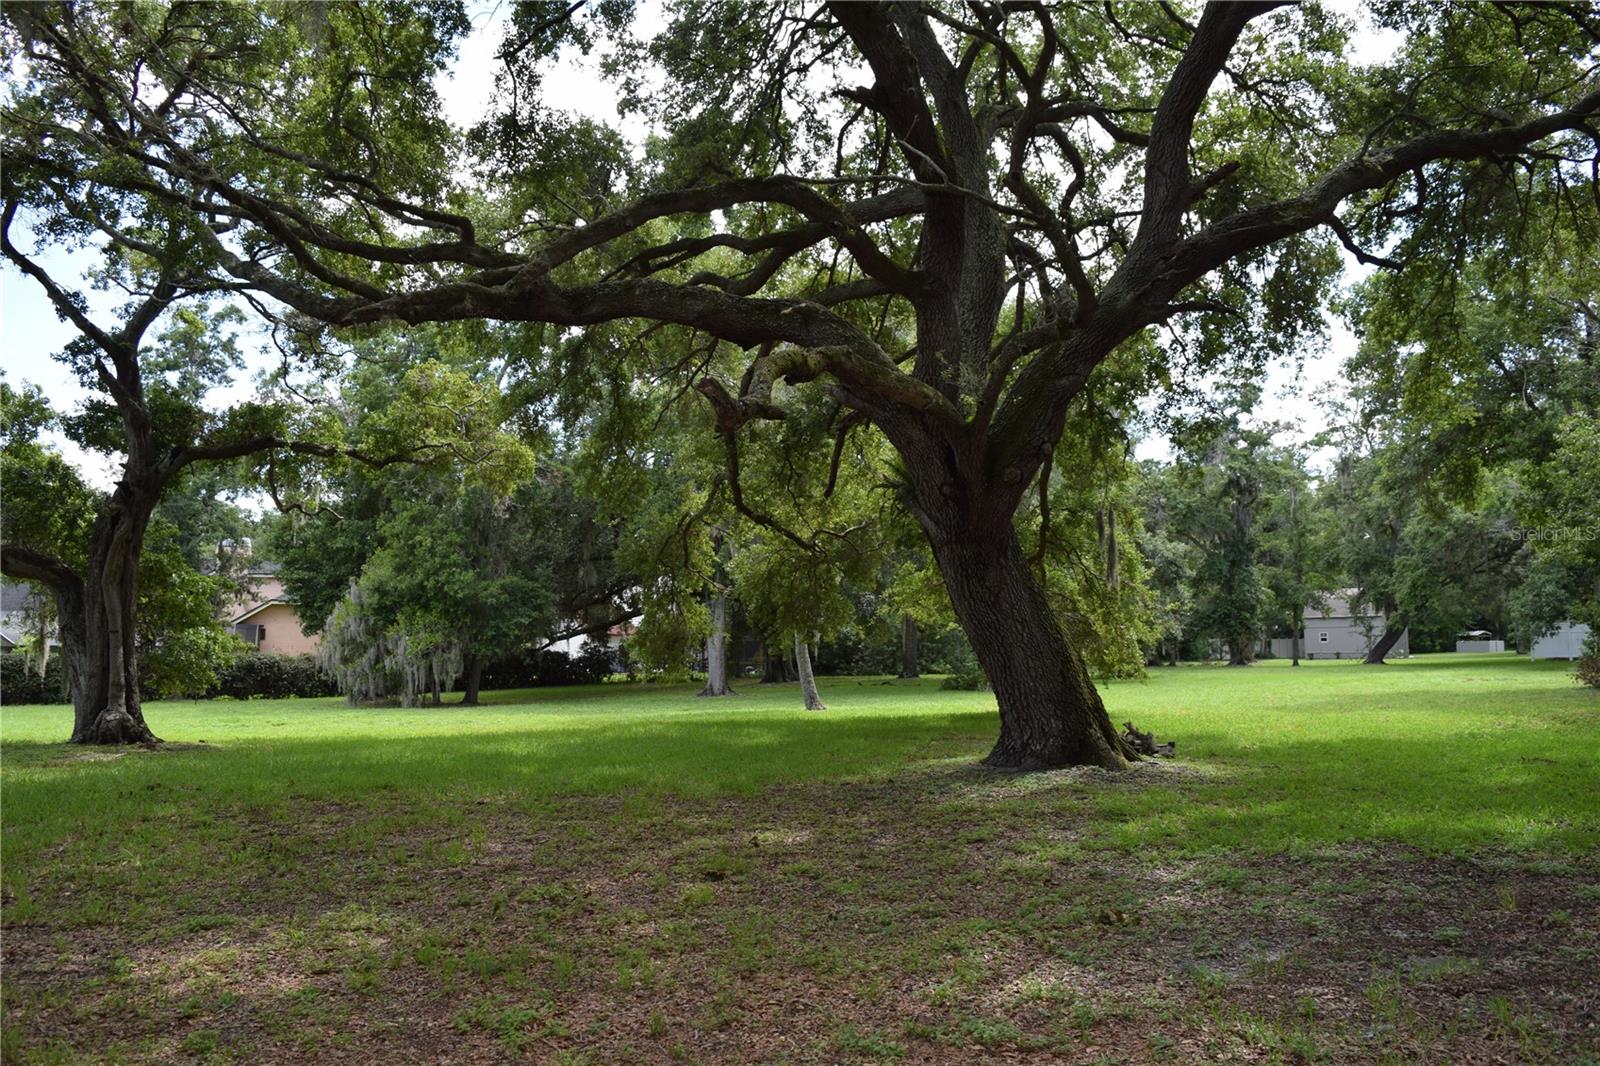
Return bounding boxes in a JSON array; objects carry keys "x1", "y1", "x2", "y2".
[
  {"x1": 0, "y1": 544, "x2": 84, "y2": 598},
  {"x1": 1136, "y1": 1, "x2": 1287, "y2": 251},
  {"x1": 1157, "y1": 84, "x2": 1600, "y2": 296},
  {"x1": 518, "y1": 177, "x2": 919, "y2": 293},
  {"x1": 988, "y1": 82, "x2": 1600, "y2": 489}
]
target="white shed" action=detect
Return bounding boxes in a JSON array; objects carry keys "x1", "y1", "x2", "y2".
[{"x1": 1531, "y1": 621, "x2": 1591, "y2": 661}]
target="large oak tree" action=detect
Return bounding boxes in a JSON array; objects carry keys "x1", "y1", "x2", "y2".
[{"x1": 4, "y1": 1, "x2": 1596, "y2": 763}]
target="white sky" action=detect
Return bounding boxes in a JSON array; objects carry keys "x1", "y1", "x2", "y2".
[{"x1": 1, "y1": 2, "x2": 1397, "y2": 487}]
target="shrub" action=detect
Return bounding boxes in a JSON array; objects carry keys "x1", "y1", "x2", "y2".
[
  {"x1": 814, "y1": 623, "x2": 899, "y2": 676},
  {"x1": 936, "y1": 642, "x2": 988, "y2": 690},
  {"x1": 536, "y1": 642, "x2": 617, "y2": 686},
  {"x1": 1575, "y1": 656, "x2": 1600, "y2": 690},
  {"x1": 140, "y1": 625, "x2": 242, "y2": 700},
  {"x1": 478, "y1": 650, "x2": 535, "y2": 691},
  {"x1": 481, "y1": 641, "x2": 619, "y2": 690},
  {"x1": 214, "y1": 653, "x2": 336, "y2": 699},
  {"x1": 0, "y1": 654, "x2": 69, "y2": 704}
]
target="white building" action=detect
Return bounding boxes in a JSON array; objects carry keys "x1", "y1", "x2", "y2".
[
  {"x1": 1531, "y1": 621, "x2": 1591, "y2": 660},
  {"x1": 1268, "y1": 592, "x2": 1408, "y2": 660}
]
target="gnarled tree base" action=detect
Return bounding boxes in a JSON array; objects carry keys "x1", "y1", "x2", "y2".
[
  {"x1": 71, "y1": 707, "x2": 161, "y2": 745},
  {"x1": 981, "y1": 728, "x2": 1133, "y2": 772}
]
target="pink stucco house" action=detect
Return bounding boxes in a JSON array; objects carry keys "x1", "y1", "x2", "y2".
[{"x1": 228, "y1": 564, "x2": 320, "y2": 656}]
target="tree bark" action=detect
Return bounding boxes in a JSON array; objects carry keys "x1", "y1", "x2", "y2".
[
  {"x1": 1228, "y1": 637, "x2": 1253, "y2": 666},
  {"x1": 698, "y1": 589, "x2": 736, "y2": 696},
  {"x1": 460, "y1": 656, "x2": 483, "y2": 705},
  {"x1": 1364, "y1": 616, "x2": 1407, "y2": 664},
  {"x1": 75, "y1": 499, "x2": 161, "y2": 744},
  {"x1": 794, "y1": 633, "x2": 825, "y2": 710},
  {"x1": 926, "y1": 526, "x2": 1134, "y2": 770},
  {"x1": 1290, "y1": 607, "x2": 1302, "y2": 666},
  {"x1": 898, "y1": 614, "x2": 919, "y2": 679},
  {"x1": 5, "y1": 506, "x2": 162, "y2": 743}
]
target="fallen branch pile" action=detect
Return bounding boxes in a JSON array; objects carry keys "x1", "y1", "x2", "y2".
[{"x1": 1122, "y1": 722, "x2": 1176, "y2": 758}]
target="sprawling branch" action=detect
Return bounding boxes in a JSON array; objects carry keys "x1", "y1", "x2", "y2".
[
  {"x1": 167, "y1": 436, "x2": 430, "y2": 473},
  {"x1": 0, "y1": 544, "x2": 84, "y2": 597},
  {"x1": 519, "y1": 177, "x2": 919, "y2": 293},
  {"x1": 987, "y1": 82, "x2": 1600, "y2": 492},
  {"x1": 1157, "y1": 84, "x2": 1600, "y2": 295},
  {"x1": 1135, "y1": 2, "x2": 1288, "y2": 253}
]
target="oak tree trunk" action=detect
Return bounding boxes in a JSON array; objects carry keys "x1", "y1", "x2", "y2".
[
  {"x1": 1364, "y1": 617, "x2": 1407, "y2": 664},
  {"x1": 928, "y1": 527, "x2": 1133, "y2": 770},
  {"x1": 898, "y1": 614, "x2": 919, "y2": 679},
  {"x1": 73, "y1": 500, "x2": 161, "y2": 744},
  {"x1": 794, "y1": 633, "x2": 825, "y2": 711},
  {"x1": 461, "y1": 656, "x2": 484, "y2": 705}
]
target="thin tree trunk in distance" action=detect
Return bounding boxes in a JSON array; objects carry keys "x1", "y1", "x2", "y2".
[
  {"x1": 461, "y1": 656, "x2": 483, "y2": 705},
  {"x1": 794, "y1": 633, "x2": 825, "y2": 711},
  {"x1": 759, "y1": 643, "x2": 778, "y2": 683},
  {"x1": 898, "y1": 614, "x2": 919, "y2": 679},
  {"x1": 699, "y1": 590, "x2": 735, "y2": 696}
]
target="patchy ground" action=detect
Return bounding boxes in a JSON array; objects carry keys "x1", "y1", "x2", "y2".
[
  {"x1": 4, "y1": 660, "x2": 1597, "y2": 1062},
  {"x1": 5, "y1": 757, "x2": 1597, "y2": 1064}
]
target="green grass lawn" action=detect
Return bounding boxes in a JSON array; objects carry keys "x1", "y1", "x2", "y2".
[{"x1": 3, "y1": 654, "x2": 1597, "y2": 1063}]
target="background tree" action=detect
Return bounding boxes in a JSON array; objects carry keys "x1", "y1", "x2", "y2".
[
  {"x1": 151, "y1": 464, "x2": 259, "y2": 612},
  {"x1": 725, "y1": 398, "x2": 885, "y2": 711},
  {"x1": 1168, "y1": 425, "x2": 1277, "y2": 665},
  {"x1": 263, "y1": 351, "x2": 636, "y2": 706},
  {"x1": 1256, "y1": 457, "x2": 1333, "y2": 666},
  {"x1": 1335, "y1": 159, "x2": 1599, "y2": 655}
]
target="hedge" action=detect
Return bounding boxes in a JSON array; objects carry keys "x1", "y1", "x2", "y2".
[
  {"x1": 213, "y1": 653, "x2": 336, "y2": 699},
  {"x1": 479, "y1": 643, "x2": 619, "y2": 689},
  {"x1": 0, "y1": 654, "x2": 69, "y2": 704}
]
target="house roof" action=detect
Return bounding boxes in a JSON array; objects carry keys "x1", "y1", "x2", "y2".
[
  {"x1": 1305, "y1": 591, "x2": 1382, "y2": 621},
  {"x1": 231, "y1": 599, "x2": 291, "y2": 624},
  {"x1": 1, "y1": 581, "x2": 44, "y2": 613}
]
